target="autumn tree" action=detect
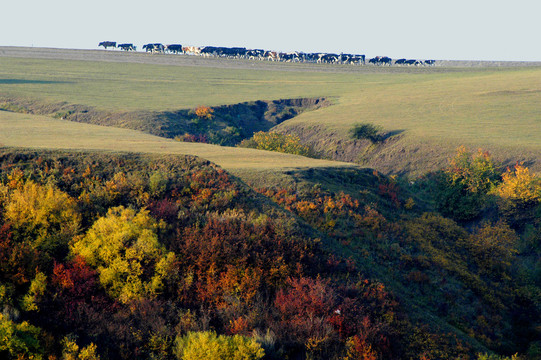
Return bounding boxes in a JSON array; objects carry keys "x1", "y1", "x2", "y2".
[
  {"x1": 436, "y1": 147, "x2": 498, "y2": 221},
  {"x1": 71, "y1": 206, "x2": 176, "y2": 303},
  {"x1": 494, "y1": 163, "x2": 541, "y2": 226},
  {"x1": 195, "y1": 105, "x2": 214, "y2": 120},
  {"x1": 61, "y1": 335, "x2": 101, "y2": 360},
  {"x1": 239, "y1": 131, "x2": 312, "y2": 157},
  {"x1": 0, "y1": 313, "x2": 44, "y2": 359},
  {"x1": 2, "y1": 180, "x2": 80, "y2": 259},
  {"x1": 174, "y1": 331, "x2": 264, "y2": 360},
  {"x1": 467, "y1": 221, "x2": 518, "y2": 275}
]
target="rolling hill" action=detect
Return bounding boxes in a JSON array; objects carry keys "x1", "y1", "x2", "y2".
[
  {"x1": 1, "y1": 47, "x2": 540, "y2": 176},
  {"x1": 0, "y1": 47, "x2": 540, "y2": 360}
]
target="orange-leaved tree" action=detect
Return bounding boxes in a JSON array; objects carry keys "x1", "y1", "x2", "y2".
[{"x1": 195, "y1": 105, "x2": 214, "y2": 120}]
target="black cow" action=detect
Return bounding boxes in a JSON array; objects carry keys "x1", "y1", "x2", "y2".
[
  {"x1": 379, "y1": 56, "x2": 392, "y2": 65},
  {"x1": 165, "y1": 44, "x2": 183, "y2": 54},
  {"x1": 404, "y1": 59, "x2": 417, "y2": 65},
  {"x1": 395, "y1": 58, "x2": 407, "y2": 65},
  {"x1": 98, "y1": 41, "x2": 116, "y2": 49},
  {"x1": 369, "y1": 56, "x2": 380, "y2": 65},
  {"x1": 369, "y1": 56, "x2": 392, "y2": 65},
  {"x1": 424, "y1": 60, "x2": 436, "y2": 66},
  {"x1": 118, "y1": 43, "x2": 135, "y2": 51},
  {"x1": 225, "y1": 47, "x2": 247, "y2": 58},
  {"x1": 303, "y1": 53, "x2": 320, "y2": 62},
  {"x1": 201, "y1": 46, "x2": 216, "y2": 56}
]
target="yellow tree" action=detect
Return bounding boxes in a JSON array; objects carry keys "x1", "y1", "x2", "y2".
[
  {"x1": 71, "y1": 206, "x2": 176, "y2": 303},
  {"x1": 174, "y1": 331, "x2": 264, "y2": 360},
  {"x1": 2, "y1": 180, "x2": 80, "y2": 258},
  {"x1": 494, "y1": 163, "x2": 541, "y2": 224}
]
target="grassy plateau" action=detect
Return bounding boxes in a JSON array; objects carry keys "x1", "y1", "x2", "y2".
[{"x1": 1, "y1": 50, "x2": 540, "y2": 176}]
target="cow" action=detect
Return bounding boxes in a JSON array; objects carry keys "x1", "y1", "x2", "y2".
[
  {"x1": 118, "y1": 43, "x2": 135, "y2": 51},
  {"x1": 424, "y1": 59, "x2": 436, "y2": 66},
  {"x1": 143, "y1": 43, "x2": 164, "y2": 53},
  {"x1": 246, "y1": 49, "x2": 265, "y2": 60},
  {"x1": 182, "y1": 46, "x2": 201, "y2": 55},
  {"x1": 98, "y1": 41, "x2": 116, "y2": 49},
  {"x1": 369, "y1": 56, "x2": 380, "y2": 65},
  {"x1": 200, "y1": 46, "x2": 219, "y2": 57},
  {"x1": 322, "y1": 53, "x2": 340, "y2": 63},
  {"x1": 352, "y1": 54, "x2": 365, "y2": 65},
  {"x1": 303, "y1": 53, "x2": 320, "y2": 63},
  {"x1": 394, "y1": 58, "x2": 407, "y2": 65},
  {"x1": 339, "y1": 53, "x2": 352, "y2": 64},
  {"x1": 280, "y1": 52, "x2": 300, "y2": 62},
  {"x1": 165, "y1": 44, "x2": 183, "y2": 54},
  {"x1": 404, "y1": 59, "x2": 418, "y2": 65},
  {"x1": 264, "y1": 51, "x2": 280, "y2": 61},
  {"x1": 379, "y1": 56, "x2": 392, "y2": 65},
  {"x1": 229, "y1": 47, "x2": 247, "y2": 58}
]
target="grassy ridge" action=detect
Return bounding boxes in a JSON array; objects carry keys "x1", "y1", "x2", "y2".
[{"x1": 0, "y1": 110, "x2": 355, "y2": 177}]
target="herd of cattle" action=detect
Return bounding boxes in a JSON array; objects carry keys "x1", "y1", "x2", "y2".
[{"x1": 98, "y1": 41, "x2": 436, "y2": 66}]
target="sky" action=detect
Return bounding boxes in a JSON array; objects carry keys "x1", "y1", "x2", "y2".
[{"x1": 1, "y1": 0, "x2": 539, "y2": 61}]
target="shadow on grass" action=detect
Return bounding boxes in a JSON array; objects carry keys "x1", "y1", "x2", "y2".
[
  {"x1": 0, "y1": 79, "x2": 74, "y2": 85},
  {"x1": 381, "y1": 129, "x2": 405, "y2": 140}
]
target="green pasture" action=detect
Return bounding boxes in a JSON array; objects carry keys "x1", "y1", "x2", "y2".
[
  {"x1": 277, "y1": 68, "x2": 541, "y2": 149},
  {"x1": 1, "y1": 55, "x2": 540, "y2": 174}
]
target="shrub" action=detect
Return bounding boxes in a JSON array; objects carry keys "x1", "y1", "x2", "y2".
[
  {"x1": 436, "y1": 147, "x2": 498, "y2": 221},
  {"x1": 238, "y1": 131, "x2": 312, "y2": 157},
  {"x1": 194, "y1": 105, "x2": 214, "y2": 120},
  {"x1": 350, "y1": 123, "x2": 383, "y2": 142}
]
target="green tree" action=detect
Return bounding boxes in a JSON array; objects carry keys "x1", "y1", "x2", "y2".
[
  {"x1": 71, "y1": 206, "x2": 175, "y2": 303},
  {"x1": 0, "y1": 313, "x2": 43, "y2": 359},
  {"x1": 436, "y1": 147, "x2": 498, "y2": 221},
  {"x1": 467, "y1": 221, "x2": 518, "y2": 275},
  {"x1": 350, "y1": 122, "x2": 383, "y2": 142}
]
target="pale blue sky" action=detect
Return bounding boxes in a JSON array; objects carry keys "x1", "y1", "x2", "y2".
[{"x1": 2, "y1": 0, "x2": 539, "y2": 61}]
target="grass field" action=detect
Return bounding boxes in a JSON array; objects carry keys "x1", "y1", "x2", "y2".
[
  {"x1": 0, "y1": 110, "x2": 354, "y2": 177},
  {"x1": 1, "y1": 49, "x2": 540, "y2": 175}
]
